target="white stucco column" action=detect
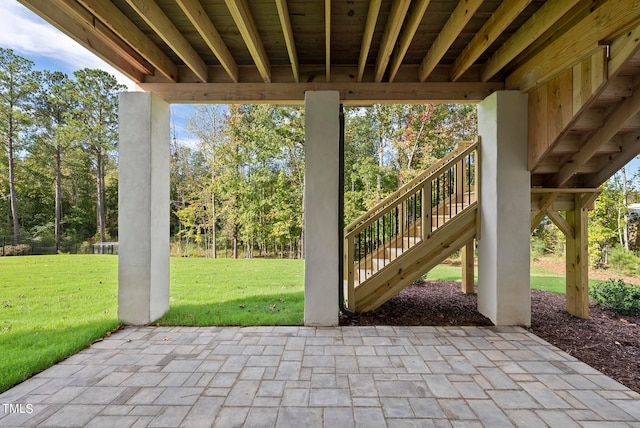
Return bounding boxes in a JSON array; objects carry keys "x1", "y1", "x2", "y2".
[
  {"x1": 304, "y1": 91, "x2": 340, "y2": 326},
  {"x1": 477, "y1": 91, "x2": 531, "y2": 326},
  {"x1": 118, "y1": 92, "x2": 170, "y2": 325}
]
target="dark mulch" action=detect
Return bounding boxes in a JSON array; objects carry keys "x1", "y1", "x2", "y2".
[{"x1": 340, "y1": 280, "x2": 640, "y2": 394}]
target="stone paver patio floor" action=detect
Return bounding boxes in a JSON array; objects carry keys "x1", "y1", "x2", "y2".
[{"x1": 1, "y1": 325, "x2": 639, "y2": 427}]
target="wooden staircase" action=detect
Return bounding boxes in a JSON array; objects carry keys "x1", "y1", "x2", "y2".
[{"x1": 343, "y1": 140, "x2": 479, "y2": 313}]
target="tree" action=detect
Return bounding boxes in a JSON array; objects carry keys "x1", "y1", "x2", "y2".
[
  {"x1": 33, "y1": 71, "x2": 75, "y2": 250},
  {"x1": 0, "y1": 48, "x2": 39, "y2": 245},
  {"x1": 67, "y1": 69, "x2": 124, "y2": 243},
  {"x1": 188, "y1": 105, "x2": 226, "y2": 258}
]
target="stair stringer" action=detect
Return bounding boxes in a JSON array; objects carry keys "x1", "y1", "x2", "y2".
[{"x1": 354, "y1": 203, "x2": 478, "y2": 313}]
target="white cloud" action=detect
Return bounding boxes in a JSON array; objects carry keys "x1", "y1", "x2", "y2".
[{"x1": 0, "y1": 2, "x2": 136, "y2": 89}]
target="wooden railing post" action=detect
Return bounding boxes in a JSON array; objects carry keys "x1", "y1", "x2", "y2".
[
  {"x1": 461, "y1": 240, "x2": 475, "y2": 293},
  {"x1": 347, "y1": 237, "x2": 355, "y2": 310},
  {"x1": 421, "y1": 180, "x2": 432, "y2": 241},
  {"x1": 456, "y1": 158, "x2": 465, "y2": 205},
  {"x1": 399, "y1": 200, "x2": 406, "y2": 245}
]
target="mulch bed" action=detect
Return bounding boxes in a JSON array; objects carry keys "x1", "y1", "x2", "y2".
[{"x1": 339, "y1": 280, "x2": 640, "y2": 394}]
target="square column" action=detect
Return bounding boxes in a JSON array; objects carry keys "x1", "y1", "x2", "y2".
[
  {"x1": 477, "y1": 91, "x2": 531, "y2": 326},
  {"x1": 304, "y1": 91, "x2": 340, "y2": 326},
  {"x1": 118, "y1": 92, "x2": 170, "y2": 325}
]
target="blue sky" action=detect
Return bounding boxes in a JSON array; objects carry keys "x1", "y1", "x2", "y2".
[
  {"x1": 2, "y1": 2, "x2": 638, "y2": 177},
  {"x1": 1, "y1": 2, "x2": 195, "y2": 144}
]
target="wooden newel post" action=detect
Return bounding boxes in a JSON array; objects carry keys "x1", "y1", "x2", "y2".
[
  {"x1": 346, "y1": 237, "x2": 355, "y2": 310},
  {"x1": 461, "y1": 240, "x2": 475, "y2": 294}
]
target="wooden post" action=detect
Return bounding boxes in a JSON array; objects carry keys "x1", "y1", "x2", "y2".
[
  {"x1": 565, "y1": 195, "x2": 589, "y2": 318},
  {"x1": 461, "y1": 240, "x2": 475, "y2": 294},
  {"x1": 347, "y1": 237, "x2": 355, "y2": 310},
  {"x1": 421, "y1": 180, "x2": 432, "y2": 240},
  {"x1": 456, "y1": 158, "x2": 465, "y2": 205}
]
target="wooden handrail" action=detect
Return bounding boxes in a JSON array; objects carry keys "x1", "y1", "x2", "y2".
[
  {"x1": 344, "y1": 141, "x2": 477, "y2": 239},
  {"x1": 343, "y1": 139, "x2": 479, "y2": 311}
]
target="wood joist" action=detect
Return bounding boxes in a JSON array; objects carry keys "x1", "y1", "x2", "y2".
[
  {"x1": 531, "y1": 188, "x2": 601, "y2": 319},
  {"x1": 18, "y1": 0, "x2": 640, "y2": 109},
  {"x1": 529, "y1": 18, "x2": 640, "y2": 189}
]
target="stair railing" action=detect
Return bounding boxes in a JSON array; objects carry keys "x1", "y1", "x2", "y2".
[{"x1": 343, "y1": 140, "x2": 478, "y2": 309}]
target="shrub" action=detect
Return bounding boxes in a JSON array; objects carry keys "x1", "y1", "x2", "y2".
[
  {"x1": 530, "y1": 237, "x2": 546, "y2": 260},
  {"x1": 607, "y1": 245, "x2": 640, "y2": 274},
  {"x1": 590, "y1": 279, "x2": 640, "y2": 316},
  {"x1": 1, "y1": 244, "x2": 32, "y2": 256}
]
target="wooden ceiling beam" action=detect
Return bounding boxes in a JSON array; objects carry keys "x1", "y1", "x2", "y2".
[
  {"x1": 552, "y1": 135, "x2": 623, "y2": 155},
  {"x1": 481, "y1": 0, "x2": 580, "y2": 82},
  {"x1": 507, "y1": 0, "x2": 640, "y2": 92},
  {"x1": 57, "y1": 0, "x2": 153, "y2": 75},
  {"x1": 374, "y1": 0, "x2": 411, "y2": 82},
  {"x1": 609, "y1": 21, "x2": 640, "y2": 78},
  {"x1": 224, "y1": 0, "x2": 271, "y2": 83},
  {"x1": 20, "y1": 0, "x2": 145, "y2": 82},
  {"x1": 451, "y1": 0, "x2": 532, "y2": 82},
  {"x1": 176, "y1": 0, "x2": 238, "y2": 83},
  {"x1": 274, "y1": 0, "x2": 300, "y2": 83},
  {"x1": 583, "y1": 130, "x2": 640, "y2": 187},
  {"x1": 125, "y1": 0, "x2": 207, "y2": 82},
  {"x1": 388, "y1": 0, "x2": 430, "y2": 83},
  {"x1": 534, "y1": 158, "x2": 600, "y2": 175},
  {"x1": 418, "y1": 0, "x2": 483, "y2": 83},
  {"x1": 547, "y1": 83, "x2": 640, "y2": 187},
  {"x1": 357, "y1": 0, "x2": 382, "y2": 83},
  {"x1": 138, "y1": 81, "x2": 502, "y2": 105},
  {"x1": 531, "y1": 189, "x2": 601, "y2": 211},
  {"x1": 75, "y1": 0, "x2": 177, "y2": 81}
]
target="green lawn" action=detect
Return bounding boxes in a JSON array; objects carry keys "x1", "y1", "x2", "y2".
[
  {"x1": 0, "y1": 254, "x2": 612, "y2": 393},
  {"x1": 162, "y1": 257, "x2": 304, "y2": 326},
  {"x1": 425, "y1": 263, "x2": 605, "y2": 294},
  {"x1": 0, "y1": 255, "x2": 120, "y2": 393},
  {"x1": 0, "y1": 255, "x2": 304, "y2": 392}
]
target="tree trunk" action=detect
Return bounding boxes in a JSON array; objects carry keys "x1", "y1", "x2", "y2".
[
  {"x1": 621, "y1": 167, "x2": 629, "y2": 250},
  {"x1": 7, "y1": 125, "x2": 19, "y2": 246},
  {"x1": 212, "y1": 191, "x2": 217, "y2": 259},
  {"x1": 96, "y1": 149, "x2": 106, "y2": 243},
  {"x1": 233, "y1": 225, "x2": 238, "y2": 259},
  {"x1": 300, "y1": 179, "x2": 305, "y2": 259},
  {"x1": 55, "y1": 145, "x2": 62, "y2": 251}
]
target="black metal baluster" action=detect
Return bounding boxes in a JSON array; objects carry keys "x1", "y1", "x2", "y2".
[
  {"x1": 376, "y1": 219, "x2": 380, "y2": 271},
  {"x1": 436, "y1": 176, "x2": 440, "y2": 228},
  {"x1": 358, "y1": 232, "x2": 362, "y2": 283}
]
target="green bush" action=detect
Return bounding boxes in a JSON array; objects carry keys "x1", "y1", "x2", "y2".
[
  {"x1": 608, "y1": 245, "x2": 640, "y2": 274},
  {"x1": 531, "y1": 237, "x2": 546, "y2": 260},
  {"x1": 590, "y1": 279, "x2": 640, "y2": 316}
]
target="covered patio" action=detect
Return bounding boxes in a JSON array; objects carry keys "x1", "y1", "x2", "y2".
[
  {"x1": 1, "y1": 325, "x2": 639, "y2": 426},
  {"x1": 4, "y1": 1, "x2": 640, "y2": 425},
  {"x1": 18, "y1": 0, "x2": 640, "y2": 326}
]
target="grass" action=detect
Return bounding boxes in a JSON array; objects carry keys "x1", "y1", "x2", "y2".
[
  {"x1": 160, "y1": 258, "x2": 304, "y2": 326},
  {"x1": 0, "y1": 255, "x2": 120, "y2": 393},
  {"x1": 0, "y1": 255, "x2": 304, "y2": 393},
  {"x1": 0, "y1": 254, "x2": 616, "y2": 393},
  {"x1": 423, "y1": 262, "x2": 605, "y2": 294}
]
